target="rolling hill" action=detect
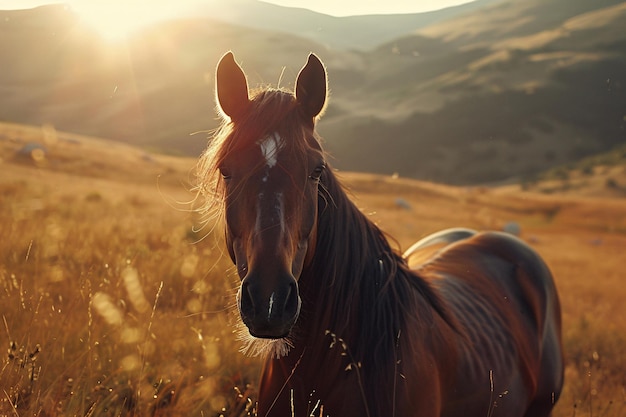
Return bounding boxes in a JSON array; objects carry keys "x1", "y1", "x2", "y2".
[
  {"x1": 319, "y1": 0, "x2": 626, "y2": 183},
  {"x1": 1, "y1": 0, "x2": 625, "y2": 185},
  {"x1": 0, "y1": 5, "x2": 347, "y2": 157},
  {"x1": 183, "y1": 0, "x2": 501, "y2": 51}
]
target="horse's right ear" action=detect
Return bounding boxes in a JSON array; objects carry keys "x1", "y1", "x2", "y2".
[
  {"x1": 216, "y1": 52, "x2": 250, "y2": 121},
  {"x1": 295, "y1": 53, "x2": 327, "y2": 123}
]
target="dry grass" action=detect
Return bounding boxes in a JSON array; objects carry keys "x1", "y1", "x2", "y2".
[
  {"x1": 0, "y1": 167, "x2": 263, "y2": 415},
  {"x1": 1, "y1": 126, "x2": 260, "y2": 416},
  {"x1": 1, "y1": 124, "x2": 625, "y2": 416}
]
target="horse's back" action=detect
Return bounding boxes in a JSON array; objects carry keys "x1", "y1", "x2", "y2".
[
  {"x1": 404, "y1": 227, "x2": 477, "y2": 267},
  {"x1": 408, "y1": 229, "x2": 563, "y2": 417}
]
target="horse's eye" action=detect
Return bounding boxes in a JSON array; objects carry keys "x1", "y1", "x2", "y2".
[
  {"x1": 219, "y1": 167, "x2": 232, "y2": 181},
  {"x1": 309, "y1": 164, "x2": 326, "y2": 181}
]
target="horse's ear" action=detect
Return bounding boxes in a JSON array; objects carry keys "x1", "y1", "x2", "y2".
[
  {"x1": 216, "y1": 52, "x2": 250, "y2": 121},
  {"x1": 295, "y1": 53, "x2": 327, "y2": 122}
]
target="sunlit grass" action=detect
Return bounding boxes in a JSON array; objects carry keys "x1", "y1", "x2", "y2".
[{"x1": 0, "y1": 138, "x2": 260, "y2": 415}]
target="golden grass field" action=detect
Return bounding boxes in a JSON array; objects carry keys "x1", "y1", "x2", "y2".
[{"x1": 1, "y1": 122, "x2": 625, "y2": 416}]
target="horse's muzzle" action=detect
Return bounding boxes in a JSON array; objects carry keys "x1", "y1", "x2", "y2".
[{"x1": 238, "y1": 274, "x2": 301, "y2": 339}]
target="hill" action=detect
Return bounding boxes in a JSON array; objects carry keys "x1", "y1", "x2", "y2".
[
  {"x1": 183, "y1": 0, "x2": 501, "y2": 50},
  {"x1": 0, "y1": 5, "x2": 349, "y2": 157},
  {"x1": 0, "y1": 121, "x2": 195, "y2": 188},
  {"x1": 0, "y1": 1, "x2": 625, "y2": 185},
  {"x1": 320, "y1": 0, "x2": 626, "y2": 183}
]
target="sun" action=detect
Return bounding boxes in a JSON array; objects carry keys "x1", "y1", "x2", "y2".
[{"x1": 68, "y1": 0, "x2": 190, "y2": 41}]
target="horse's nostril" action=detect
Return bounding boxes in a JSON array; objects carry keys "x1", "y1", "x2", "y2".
[
  {"x1": 284, "y1": 281, "x2": 300, "y2": 319},
  {"x1": 239, "y1": 281, "x2": 255, "y2": 316}
]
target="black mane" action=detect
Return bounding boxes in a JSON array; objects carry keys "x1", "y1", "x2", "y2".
[{"x1": 299, "y1": 166, "x2": 455, "y2": 415}]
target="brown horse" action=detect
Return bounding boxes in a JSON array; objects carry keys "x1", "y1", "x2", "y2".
[{"x1": 197, "y1": 52, "x2": 564, "y2": 417}]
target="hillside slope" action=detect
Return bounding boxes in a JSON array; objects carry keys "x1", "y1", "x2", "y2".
[
  {"x1": 320, "y1": 0, "x2": 626, "y2": 183},
  {"x1": 0, "y1": 5, "x2": 345, "y2": 157},
  {"x1": 1, "y1": 1, "x2": 625, "y2": 185},
  {"x1": 184, "y1": 0, "x2": 500, "y2": 50}
]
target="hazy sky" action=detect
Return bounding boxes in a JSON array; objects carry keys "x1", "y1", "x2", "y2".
[{"x1": 0, "y1": 0, "x2": 474, "y2": 17}]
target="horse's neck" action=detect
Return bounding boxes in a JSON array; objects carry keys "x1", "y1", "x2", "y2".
[
  {"x1": 300, "y1": 172, "x2": 445, "y2": 351},
  {"x1": 292, "y1": 172, "x2": 459, "y2": 415}
]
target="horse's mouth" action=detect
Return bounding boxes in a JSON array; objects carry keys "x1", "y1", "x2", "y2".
[
  {"x1": 249, "y1": 330, "x2": 290, "y2": 340},
  {"x1": 245, "y1": 321, "x2": 293, "y2": 340}
]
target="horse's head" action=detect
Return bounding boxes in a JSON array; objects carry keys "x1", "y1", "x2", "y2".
[{"x1": 213, "y1": 52, "x2": 327, "y2": 340}]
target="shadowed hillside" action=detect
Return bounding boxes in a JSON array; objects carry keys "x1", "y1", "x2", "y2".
[
  {"x1": 320, "y1": 0, "x2": 626, "y2": 183},
  {"x1": 1, "y1": 0, "x2": 625, "y2": 185}
]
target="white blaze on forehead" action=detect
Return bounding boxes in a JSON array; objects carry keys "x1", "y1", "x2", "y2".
[{"x1": 257, "y1": 132, "x2": 283, "y2": 168}]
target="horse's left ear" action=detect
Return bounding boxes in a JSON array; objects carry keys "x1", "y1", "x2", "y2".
[
  {"x1": 295, "y1": 54, "x2": 327, "y2": 122},
  {"x1": 216, "y1": 52, "x2": 250, "y2": 122}
]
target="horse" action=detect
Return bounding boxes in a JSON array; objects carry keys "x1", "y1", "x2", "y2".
[{"x1": 196, "y1": 51, "x2": 564, "y2": 417}]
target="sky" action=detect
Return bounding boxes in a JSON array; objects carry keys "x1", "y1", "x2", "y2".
[{"x1": 0, "y1": 0, "x2": 474, "y2": 17}]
